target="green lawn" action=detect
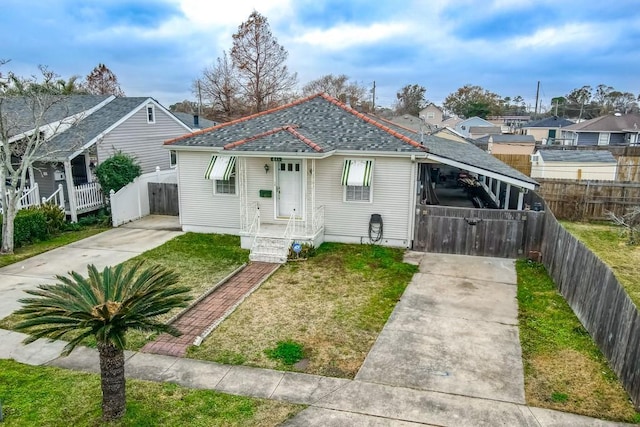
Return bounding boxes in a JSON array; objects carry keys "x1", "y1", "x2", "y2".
[
  {"x1": 560, "y1": 221, "x2": 640, "y2": 307},
  {"x1": 188, "y1": 243, "x2": 418, "y2": 378},
  {"x1": 516, "y1": 259, "x2": 640, "y2": 423},
  {"x1": 0, "y1": 359, "x2": 302, "y2": 426},
  {"x1": 0, "y1": 227, "x2": 108, "y2": 268}
]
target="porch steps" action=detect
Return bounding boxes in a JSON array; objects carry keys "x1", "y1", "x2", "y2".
[{"x1": 249, "y1": 236, "x2": 291, "y2": 264}]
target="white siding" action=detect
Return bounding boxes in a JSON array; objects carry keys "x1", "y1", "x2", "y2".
[
  {"x1": 531, "y1": 161, "x2": 617, "y2": 180},
  {"x1": 177, "y1": 151, "x2": 240, "y2": 231},
  {"x1": 97, "y1": 106, "x2": 189, "y2": 174},
  {"x1": 244, "y1": 157, "x2": 277, "y2": 221},
  {"x1": 316, "y1": 156, "x2": 414, "y2": 246}
]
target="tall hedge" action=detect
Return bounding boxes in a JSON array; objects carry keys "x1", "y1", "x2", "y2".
[
  {"x1": 0, "y1": 209, "x2": 48, "y2": 248},
  {"x1": 94, "y1": 152, "x2": 142, "y2": 195}
]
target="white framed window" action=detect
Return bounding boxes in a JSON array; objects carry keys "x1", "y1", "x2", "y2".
[
  {"x1": 598, "y1": 132, "x2": 610, "y2": 146},
  {"x1": 342, "y1": 159, "x2": 373, "y2": 203},
  {"x1": 146, "y1": 104, "x2": 155, "y2": 124},
  {"x1": 169, "y1": 150, "x2": 177, "y2": 168},
  {"x1": 426, "y1": 112, "x2": 435, "y2": 119},
  {"x1": 215, "y1": 175, "x2": 236, "y2": 195}
]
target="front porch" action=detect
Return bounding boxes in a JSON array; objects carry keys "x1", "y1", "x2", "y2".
[{"x1": 240, "y1": 202, "x2": 325, "y2": 263}]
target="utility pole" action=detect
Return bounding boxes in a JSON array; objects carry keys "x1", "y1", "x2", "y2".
[
  {"x1": 371, "y1": 81, "x2": 376, "y2": 112},
  {"x1": 534, "y1": 80, "x2": 540, "y2": 119}
]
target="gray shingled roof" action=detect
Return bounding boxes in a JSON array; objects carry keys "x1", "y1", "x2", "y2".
[
  {"x1": 0, "y1": 95, "x2": 111, "y2": 136},
  {"x1": 45, "y1": 97, "x2": 150, "y2": 160},
  {"x1": 168, "y1": 94, "x2": 537, "y2": 185},
  {"x1": 490, "y1": 134, "x2": 536, "y2": 143},
  {"x1": 525, "y1": 116, "x2": 574, "y2": 128},
  {"x1": 538, "y1": 150, "x2": 617, "y2": 163},
  {"x1": 563, "y1": 113, "x2": 640, "y2": 132},
  {"x1": 172, "y1": 112, "x2": 217, "y2": 129}
]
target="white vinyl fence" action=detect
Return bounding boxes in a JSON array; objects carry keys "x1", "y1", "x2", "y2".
[{"x1": 111, "y1": 167, "x2": 177, "y2": 227}]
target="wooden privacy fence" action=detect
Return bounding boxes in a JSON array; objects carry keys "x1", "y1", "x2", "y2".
[
  {"x1": 492, "y1": 153, "x2": 532, "y2": 177},
  {"x1": 413, "y1": 205, "x2": 544, "y2": 258},
  {"x1": 536, "y1": 179, "x2": 640, "y2": 220},
  {"x1": 149, "y1": 182, "x2": 179, "y2": 216},
  {"x1": 540, "y1": 209, "x2": 640, "y2": 408}
]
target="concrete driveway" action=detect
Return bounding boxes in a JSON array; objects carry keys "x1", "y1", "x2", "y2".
[
  {"x1": 0, "y1": 217, "x2": 183, "y2": 319},
  {"x1": 355, "y1": 251, "x2": 525, "y2": 404}
]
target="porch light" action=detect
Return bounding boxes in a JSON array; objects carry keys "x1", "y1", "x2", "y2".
[{"x1": 264, "y1": 163, "x2": 270, "y2": 173}]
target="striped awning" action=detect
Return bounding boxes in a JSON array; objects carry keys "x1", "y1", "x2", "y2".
[
  {"x1": 204, "y1": 155, "x2": 236, "y2": 180},
  {"x1": 341, "y1": 159, "x2": 373, "y2": 186}
]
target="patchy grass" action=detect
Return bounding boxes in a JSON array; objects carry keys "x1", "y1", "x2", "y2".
[
  {"x1": 0, "y1": 233, "x2": 248, "y2": 351},
  {"x1": 560, "y1": 221, "x2": 640, "y2": 307},
  {"x1": 0, "y1": 359, "x2": 302, "y2": 426},
  {"x1": 0, "y1": 227, "x2": 108, "y2": 268},
  {"x1": 188, "y1": 243, "x2": 417, "y2": 378},
  {"x1": 516, "y1": 259, "x2": 640, "y2": 423}
]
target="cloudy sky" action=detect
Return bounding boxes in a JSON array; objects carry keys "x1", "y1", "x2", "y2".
[{"x1": 2, "y1": 0, "x2": 639, "y2": 112}]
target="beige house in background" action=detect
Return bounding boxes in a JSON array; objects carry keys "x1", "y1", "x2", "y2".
[
  {"x1": 530, "y1": 150, "x2": 617, "y2": 180},
  {"x1": 486, "y1": 134, "x2": 536, "y2": 155},
  {"x1": 419, "y1": 103, "x2": 445, "y2": 127},
  {"x1": 522, "y1": 116, "x2": 574, "y2": 144}
]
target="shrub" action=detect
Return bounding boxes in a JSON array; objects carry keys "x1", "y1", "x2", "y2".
[
  {"x1": 94, "y1": 152, "x2": 142, "y2": 195},
  {"x1": 36, "y1": 203, "x2": 66, "y2": 235},
  {"x1": 0, "y1": 209, "x2": 48, "y2": 248},
  {"x1": 287, "y1": 243, "x2": 316, "y2": 260}
]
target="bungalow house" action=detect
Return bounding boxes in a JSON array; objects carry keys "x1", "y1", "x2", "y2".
[
  {"x1": 2, "y1": 95, "x2": 192, "y2": 221},
  {"x1": 521, "y1": 116, "x2": 574, "y2": 144},
  {"x1": 165, "y1": 93, "x2": 537, "y2": 262},
  {"x1": 560, "y1": 113, "x2": 640, "y2": 146},
  {"x1": 530, "y1": 150, "x2": 617, "y2": 180},
  {"x1": 455, "y1": 117, "x2": 501, "y2": 138}
]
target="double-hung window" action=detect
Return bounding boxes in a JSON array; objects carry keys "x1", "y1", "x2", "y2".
[
  {"x1": 204, "y1": 155, "x2": 237, "y2": 195},
  {"x1": 342, "y1": 159, "x2": 373, "y2": 202}
]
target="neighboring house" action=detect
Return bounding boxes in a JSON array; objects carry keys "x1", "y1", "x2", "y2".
[
  {"x1": 418, "y1": 103, "x2": 444, "y2": 127},
  {"x1": 441, "y1": 115, "x2": 462, "y2": 129},
  {"x1": 487, "y1": 115, "x2": 531, "y2": 133},
  {"x1": 484, "y1": 134, "x2": 536, "y2": 155},
  {"x1": 560, "y1": 113, "x2": 640, "y2": 146},
  {"x1": 172, "y1": 112, "x2": 217, "y2": 130},
  {"x1": 455, "y1": 117, "x2": 500, "y2": 138},
  {"x1": 530, "y1": 150, "x2": 617, "y2": 180},
  {"x1": 165, "y1": 93, "x2": 537, "y2": 262},
  {"x1": 3, "y1": 95, "x2": 192, "y2": 221},
  {"x1": 429, "y1": 127, "x2": 471, "y2": 144},
  {"x1": 389, "y1": 114, "x2": 427, "y2": 132},
  {"x1": 522, "y1": 116, "x2": 574, "y2": 144}
]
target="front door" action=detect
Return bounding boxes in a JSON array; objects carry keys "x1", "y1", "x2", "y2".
[{"x1": 277, "y1": 160, "x2": 302, "y2": 218}]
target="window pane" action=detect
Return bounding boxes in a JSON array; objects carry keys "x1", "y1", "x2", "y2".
[{"x1": 346, "y1": 185, "x2": 370, "y2": 201}]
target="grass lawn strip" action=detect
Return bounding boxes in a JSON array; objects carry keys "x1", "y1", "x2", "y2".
[
  {"x1": 560, "y1": 221, "x2": 640, "y2": 307},
  {"x1": 187, "y1": 243, "x2": 418, "y2": 379},
  {"x1": 0, "y1": 359, "x2": 303, "y2": 427},
  {"x1": 516, "y1": 259, "x2": 640, "y2": 423}
]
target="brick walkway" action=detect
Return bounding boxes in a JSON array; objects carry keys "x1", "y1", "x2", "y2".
[{"x1": 141, "y1": 262, "x2": 280, "y2": 357}]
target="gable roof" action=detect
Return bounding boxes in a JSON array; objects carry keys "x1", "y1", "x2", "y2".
[
  {"x1": 458, "y1": 116, "x2": 494, "y2": 127},
  {"x1": 167, "y1": 93, "x2": 537, "y2": 188},
  {"x1": 469, "y1": 126, "x2": 501, "y2": 135},
  {"x1": 563, "y1": 113, "x2": 640, "y2": 132},
  {"x1": 524, "y1": 116, "x2": 574, "y2": 128},
  {"x1": 0, "y1": 95, "x2": 112, "y2": 137},
  {"x1": 489, "y1": 134, "x2": 536, "y2": 144},
  {"x1": 538, "y1": 150, "x2": 616, "y2": 163},
  {"x1": 172, "y1": 112, "x2": 217, "y2": 129}
]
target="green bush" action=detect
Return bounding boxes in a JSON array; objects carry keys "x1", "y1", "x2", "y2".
[
  {"x1": 37, "y1": 203, "x2": 66, "y2": 235},
  {"x1": 0, "y1": 209, "x2": 49, "y2": 248},
  {"x1": 94, "y1": 152, "x2": 142, "y2": 195}
]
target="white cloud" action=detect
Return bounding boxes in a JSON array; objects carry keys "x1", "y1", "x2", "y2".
[
  {"x1": 294, "y1": 21, "x2": 413, "y2": 50},
  {"x1": 176, "y1": 0, "x2": 294, "y2": 28},
  {"x1": 511, "y1": 22, "x2": 605, "y2": 49}
]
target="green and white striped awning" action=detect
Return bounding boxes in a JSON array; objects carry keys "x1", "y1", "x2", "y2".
[
  {"x1": 341, "y1": 159, "x2": 373, "y2": 186},
  {"x1": 204, "y1": 155, "x2": 236, "y2": 180}
]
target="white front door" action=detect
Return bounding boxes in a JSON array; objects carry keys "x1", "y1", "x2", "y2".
[{"x1": 277, "y1": 160, "x2": 302, "y2": 218}]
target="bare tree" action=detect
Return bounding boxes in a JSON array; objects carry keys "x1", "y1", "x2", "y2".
[
  {"x1": 1, "y1": 67, "x2": 84, "y2": 254},
  {"x1": 84, "y1": 63, "x2": 125, "y2": 96},
  {"x1": 197, "y1": 51, "x2": 243, "y2": 121},
  {"x1": 302, "y1": 74, "x2": 366, "y2": 107},
  {"x1": 606, "y1": 207, "x2": 640, "y2": 246},
  {"x1": 230, "y1": 11, "x2": 297, "y2": 113}
]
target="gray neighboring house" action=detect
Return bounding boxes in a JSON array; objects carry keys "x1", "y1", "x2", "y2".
[
  {"x1": 531, "y1": 150, "x2": 618, "y2": 181},
  {"x1": 560, "y1": 113, "x2": 640, "y2": 146},
  {"x1": 455, "y1": 117, "x2": 501, "y2": 138},
  {"x1": 172, "y1": 112, "x2": 217, "y2": 130},
  {"x1": 166, "y1": 93, "x2": 537, "y2": 262},
  {"x1": 3, "y1": 95, "x2": 192, "y2": 221}
]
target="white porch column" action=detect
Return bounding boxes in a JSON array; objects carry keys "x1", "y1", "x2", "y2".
[
  {"x1": 83, "y1": 154, "x2": 92, "y2": 183},
  {"x1": 28, "y1": 166, "x2": 35, "y2": 188},
  {"x1": 517, "y1": 189, "x2": 525, "y2": 210},
  {"x1": 488, "y1": 177, "x2": 493, "y2": 197},
  {"x1": 495, "y1": 180, "x2": 501, "y2": 206},
  {"x1": 504, "y1": 184, "x2": 511, "y2": 210},
  {"x1": 64, "y1": 160, "x2": 78, "y2": 222}
]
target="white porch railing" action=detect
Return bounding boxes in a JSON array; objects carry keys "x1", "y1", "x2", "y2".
[
  {"x1": 43, "y1": 184, "x2": 65, "y2": 210},
  {"x1": 19, "y1": 184, "x2": 41, "y2": 210},
  {"x1": 74, "y1": 182, "x2": 104, "y2": 212},
  {"x1": 247, "y1": 205, "x2": 261, "y2": 251},
  {"x1": 308, "y1": 205, "x2": 325, "y2": 236},
  {"x1": 283, "y1": 209, "x2": 297, "y2": 241},
  {"x1": 242, "y1": 201, "x2": 260, "y2": 232}
]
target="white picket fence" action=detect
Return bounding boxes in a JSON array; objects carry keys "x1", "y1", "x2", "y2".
[
  {"x1": 74, "y1": 182, "x2": 104, "y2": 212},
  {"x1": 1, "y1": 184, "x2": 42, "y2": 214},
  {"x1": 111, "y1": 167, "x2": 177, "y2": 227}
]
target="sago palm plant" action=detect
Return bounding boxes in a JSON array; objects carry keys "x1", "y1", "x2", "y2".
[{"x1": 14, "y1": 260, "x2": 192, "y2": 421}]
